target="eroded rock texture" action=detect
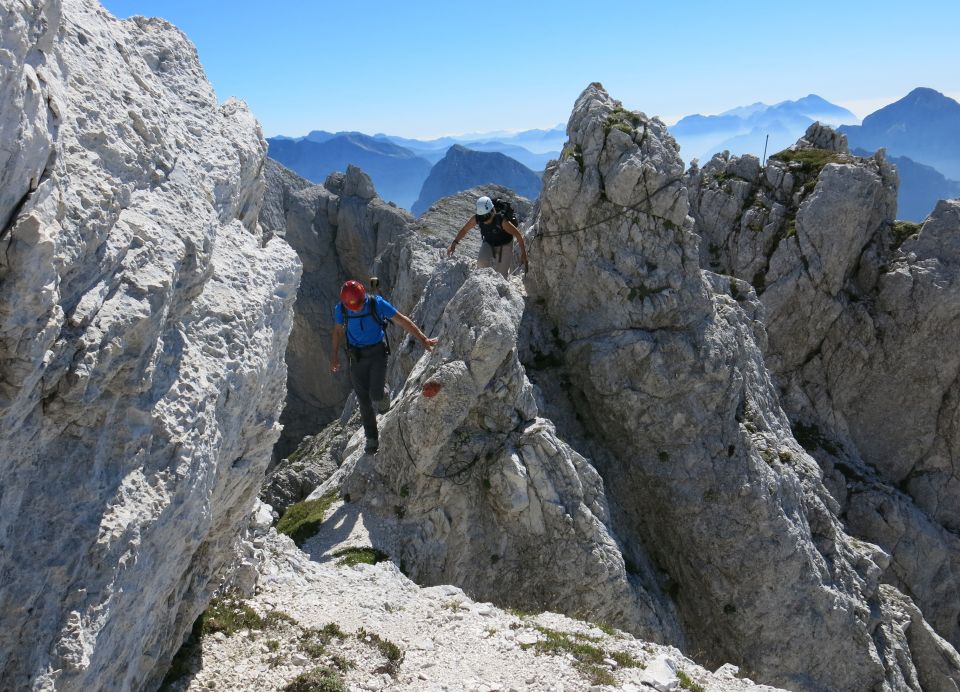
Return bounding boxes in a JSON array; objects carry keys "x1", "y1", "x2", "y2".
[
  {"x1": 0, "y1": 1, "x2": 299, "y2": 689},
  {"x1": 317, "y1": 271, "x2": 682, "y2": 644},
  {"x1": 259, "y1": 161, "x2": 412, "y2": 458},
  {"x1": 526, "y1": 85, "x2": 959, "y2": 690},
  {"x1": 286, "y1": 86, "x2": 960, "y2": 691},
  {"x1": 689, "y1": 124, "x2": 960, "y2": 657}
]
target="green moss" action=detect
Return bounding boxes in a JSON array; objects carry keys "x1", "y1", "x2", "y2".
[
  {"x1": 332, "y1": 547, "x2": 389, "y2": 567},
  {"x1": 770, "y1": 147, "x2": 843, "y2": 176},
  {"x1": 276, "y1": 490, "x2": 338, "y2": 546},
  {"x1": 356, "y1": 628, "x2": 404, "y2": 675},
  {"x1": 266, "y1": 639, "x2": 280, "y2": 652},
  {"x1": 677, "y1": 670, "x2": 705, "y2": 692},
  {"x1": 611, "y1": 650, "x2": 644, "y2": 668},
  {"x1": 330, "y1": 654, "x2": 354, "y2": 672},
  {"x1": 519, "y1": 625, "x2": 642, "y2": 686},
  {"x1": 282, "y1": 666, "x2": 347, "y2": 692},
  {"x1": 891, "y1": 220, "x2": 921, "y2": 249},
  {"x1": 603, "y1": 106, "x2": 641, "y2": 136},
  {"x1": 200, "y1": 596, "x2": 268, "y2": 636},
  {"x1": 263, "y1": 610, "x2": 297, "y2": 629},
  {"x1": 561, "y1": 143, "x2": 585, "y2": 173},
  {"x1": 751, "y1": 271, "x2": 766, "y2": 295}
]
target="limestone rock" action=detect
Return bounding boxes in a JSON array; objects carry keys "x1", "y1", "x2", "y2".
[
  {"x1": 528, "y1": 83, "x2": 958, "y2": 690},
  {"x1": 0, "y1": 1, "x2": 299, "y2": 689},
  {"x1": 315, "y1": 271, "x2": 682, "y2": 644},
  {"x1": 260, "y1": 160, "x2": 413, "y2": 458},
  {"x1": 690, "y1": 124, "x2": 960, "y2": 656}
]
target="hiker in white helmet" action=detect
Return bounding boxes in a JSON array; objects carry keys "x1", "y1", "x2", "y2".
[{"x1": 447, "y1": 196, "x2": 528, "y2": 277}]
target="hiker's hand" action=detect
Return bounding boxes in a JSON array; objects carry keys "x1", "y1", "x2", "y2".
[
  {"x1": 447, "y1": 242, "x2": 457, "y2": 257},
  {"x1": 330, "y1": 357, "x2": 340, "y2": 373},
  {"x1": 422, "y1": 336, "x2": 438, "y2": 351}
]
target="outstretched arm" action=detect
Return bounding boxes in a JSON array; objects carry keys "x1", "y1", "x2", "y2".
[
  {"x1": 447, "y1": 216, "x2": 477, "y2": 256},
  {"x1": 330, "y1": 324, "x2": 345, "y2": 372},
  {"x1": 391, "y1": 313, "x2": 438, "y2": 350},
  {"x1": 503, "y1": 219, "x2": 528, "y2": 271}
]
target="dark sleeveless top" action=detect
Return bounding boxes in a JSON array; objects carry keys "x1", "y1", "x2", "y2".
[{"x1": 477, "y1": 213, "x2": 513, "y2": 247}]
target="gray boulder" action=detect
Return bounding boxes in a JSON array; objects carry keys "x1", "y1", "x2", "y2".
[
  {"x1": 315, "y1": 270, "x2": 682, "y2": 643},
  {"x1": 690, "y1": 124, "x2": 960, "y2": 656},
  {"x1": 0, "y1": 1, "x2": 299, "y2": 689},
  {"x1": 528, "y1": 83, "x2": 958, "y2": 690}
]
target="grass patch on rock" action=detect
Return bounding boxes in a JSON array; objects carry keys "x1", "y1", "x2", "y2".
[
  {"x1": 891, "y1": 220, "x2": 921, "y2": 249},
  {"x1": 282, "y1": 666, "x2": 347, "y2": 692},
  {"x1": 277, "y1": 490, "x2": 338, "y2": 546},
  {"x1": 678, "y1": 669, "x2": 706, "y2": 692},
  {"x1": 357, "y1": 628, "x2": 404, "y2": 675},
  {"x1": 770, "y1": 147, "x2": 843, "y2": 176},
  {"x1": 519, "y1": 624, "x2": 643, "y2": 686},
  {"x1": 332, "y1": 546, "x2": 389, "y2": 567}
]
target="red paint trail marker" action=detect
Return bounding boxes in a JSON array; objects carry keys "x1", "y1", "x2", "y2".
[{"x1": 421, "y1": 382, "x2": 442, "y2": 398}]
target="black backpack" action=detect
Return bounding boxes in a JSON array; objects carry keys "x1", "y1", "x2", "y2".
[
  {"x1": 341, "y1": 295, "x2": 391, "y2": 355},
  {"x1": 493, "y1": 198, "x2": 520, "y2": 227},
  {"x1": 478, "y1": 198, "x2": 520, "y2": 247}
]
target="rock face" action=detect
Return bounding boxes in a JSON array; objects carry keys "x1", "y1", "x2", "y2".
[
  {"x1": 0, "y1": 1, "x2": 299, "y2": 689},
  {"x1": 277, "y1": 86, "x2": 960, "y2": 690},
  {"x1": 689, "y1": 125, "x2": 960, "y2": 657},
  {"x1": 259, "y1": 161, "x2": 412, "y2": 459},
  {"x1": 411, "y1": 144, "x2": 541, "y2": 216},
  {"x1": 527, "y1": 85, "x2": 960, "y2": 690},
  {"x1": 318, "y1": 271, "x2": 682, "y2": 644}
]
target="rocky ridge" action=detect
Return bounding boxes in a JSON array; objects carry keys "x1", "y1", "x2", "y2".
[
  {"x1": 277, "y1": 85, "x2": 960, "y2": 691},
  {"x1": 689, "y1": 125, "x2": 960, "y2": 656},
  {"x1": 0, "y1": 1, "x2": 299, "y2": 689}
]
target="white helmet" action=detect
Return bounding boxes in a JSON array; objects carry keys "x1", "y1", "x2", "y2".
[{"x1": 476, "y1": 196, "x2": 494, "y2": 216}]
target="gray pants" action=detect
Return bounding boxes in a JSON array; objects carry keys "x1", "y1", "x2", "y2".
[
  {"x1": 348, "y1": 342, "x2": 387, "y2": 441},
  {"x1": 477, "y1": 241, "x2": 514, "y2": 277}
]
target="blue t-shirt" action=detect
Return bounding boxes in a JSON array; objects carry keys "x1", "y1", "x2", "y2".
[{"x1": 334, "y1": 295, "x2": 398, "y2": 347}]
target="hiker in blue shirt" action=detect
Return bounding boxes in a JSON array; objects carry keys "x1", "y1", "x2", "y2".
[{"x1": 330, "y1": 279, "x2": 438, "y2": 453}]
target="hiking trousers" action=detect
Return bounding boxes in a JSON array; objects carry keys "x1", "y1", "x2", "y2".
[
  {"x1": 348, "y1": 342, "x2": 387, "y2": 441},
  {"x1": 477, "y1": 241, "x2": 514, "y2": 277}
]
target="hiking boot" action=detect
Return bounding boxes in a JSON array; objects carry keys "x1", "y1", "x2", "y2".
[{"x1": 364, "y1": 437, "x2": 379, "y2": 454}]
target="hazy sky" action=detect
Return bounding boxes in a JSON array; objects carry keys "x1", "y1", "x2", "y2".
[{"x1": 100, "y1": 0, "x2": 960, "y2": 139}]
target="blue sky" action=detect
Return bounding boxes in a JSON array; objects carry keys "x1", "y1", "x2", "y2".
[{"x1": 101, "y1": 0, "x2": 960, "y2": 139}]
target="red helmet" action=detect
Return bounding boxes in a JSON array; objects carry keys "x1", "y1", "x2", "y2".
[{"x1": 340, "y1": 280, "x2": 366, "y2": 311}]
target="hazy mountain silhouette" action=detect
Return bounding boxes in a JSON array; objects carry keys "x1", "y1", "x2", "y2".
[
  {"x1": 670, "y1": 94, "x2": 857, "y2": 162},
  {"x1": 840, "y1": 88, "x2": 960, "y2": 179},
  {"x1": 267, "y1": 133, "x2": 431, "y2": 210},
  {"x1": 412, "y1": 145, "x2": 541, "y2": 216}
]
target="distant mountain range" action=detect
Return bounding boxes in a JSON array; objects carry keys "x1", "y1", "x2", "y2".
[
  {"x1": 840, "y1": 87, "x2": 960, "y2": 180},
  {"x1": 269, "y1": 89, "x2": 960, "y2": 222},
  {"x1": 267, "y1": 126, "x2": 562, "y2": 212},
  {"x1": 668, "y1": 94, "x2": 857, "y2": 163},
  {"x1": 267, "y1": 134, "x2": 431, "y2": 210},
  {"x1": 412, "y1": 145, "x2": 541, "y2": 217}
]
